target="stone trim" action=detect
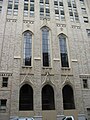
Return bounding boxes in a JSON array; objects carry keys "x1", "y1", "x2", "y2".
[
  {"x1": 0, "y1": 72, "x2": 12, "y2": 76},
  {"x1": 79, "y1": 74, "x2": 90, "y2": 78}
]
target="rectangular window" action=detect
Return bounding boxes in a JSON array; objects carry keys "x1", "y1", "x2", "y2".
[
  {"x1": 83, "y1": 17, "x2": 89, "y2": 23},
  {"x1": 45, "y1": 0, "x2": 49, "y2": 4},
  {"x1": 13, "y1": 0, "x2": 19, "y2": 15},
  {"x1": 87, "y1": 108, "x2": 90, "y2": 120},
  {"x1": 54, "y1": 1, "x2": 58, "y2": 6},
  {"x1": 0, "y1": 99, "x2": 7, "y2": 112},
  {"x1": 83, "y1": 79, "x2": 88, "y2": 88},
  {"x1": 0, "y1": 5, "x2": 2, "y2": 13},
  {"x1": 54, "y1": 0, "x2": 65, "y2": 20},
  {"x1": 86, "y1": 29, "x2": 90, "y2": 37},
  {"x1": 2, "y1": 77, "x2": 8, "y2": 87},
  {"x1": 68, "y1": 0, "x2": 79, "y2": 22},
  {"x1": 81, "y1": 8, "x2": 86, "y2": 14},
  {"x1": 68, "y1": 2, "x2": 72, "y2": 7},
  {"x1": 7, "y1": 0, "x2": 14, "y2": 15}
]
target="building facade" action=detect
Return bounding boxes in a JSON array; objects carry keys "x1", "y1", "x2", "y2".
[{"x1": 0, "y1": 0, "x2": 90, "y2": 120}]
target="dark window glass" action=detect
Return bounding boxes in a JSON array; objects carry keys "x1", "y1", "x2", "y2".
[
  {"x1": 83, "y1": 17, "x2": 88, "y2": 23},
  {"x1": 73, "y1": 3, "x2": 76, "y2": 8},
  {"x1": 30, "y1": 4, "x2": 34, "y2": 11},
  {"x1": 8, "y1": 4, "x2": 12, "y2": 9},
  {"x1": 19, "y1": 84, "x2": 33, "y2": 110},
  {"x1": 45, "y1": 0, "x2": 49, "y2": 4},
  {"x1": 83, "y1": 79, "x2": 88, "y2": 88},
  {"x1": 40, "y1": 0, "x2": 43, "y2": 3},
  {"x1": 42, "y1": 27, "x2": 50, "y2": 67},
  {"x1": 60, "y1": 10, "x2": 64, "y2": 15},
  {"x1": 62, "y1": 85, "x2": 75, "y2": 109},
  {"x1": 0, "y1": 99, "x2": 7, "y2": 106},
  {"x1": 24, "y1": 31, "x2": 32, "y2": 66},
  {"x1": 54, "y1": 1, "x2": 58, "y2": 5},
  {"x1": 59, "y1": 34, "x2": 69, "y2": 67},
  {"x1": 69, "y1": 11, "x2": 73, "y2": 16},
  {"x1": 14, "y1": 4, "x2": 18, "y2": 9},
  {"x1": 86, "y1": 29, "x2": 90, "y2": 36},
  {"x1": 46, "y1": 8, "x2": 50, "y2": 13},
  {"x1": 40, "y1": 7, "x2": 44, "y2": 12},
  {"x1": 59, "y1": 2, "x2": 63, "y2": 6},
  {"x1": 42, "y1": 85, "x2": 55, "y2": 110},
  {"x1": 2, "y1": 77, "x2": 8, "y2": 87},
  {"x1": 68, "y1": 2, "x2": 71, "y2": 7},
  {"x1": 55, "y1": 9, "x2": 59, "y2": 14},
  {"x1": 30, "y1": 0, "x2": 34, "y2": 2},
  {"x1": 24, "y1": 3, "x2": 28, "y2": 11}
]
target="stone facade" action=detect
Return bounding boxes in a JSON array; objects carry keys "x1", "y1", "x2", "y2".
[{"x1": 0, "y1": 0, "x2": 90, "y2": 120}]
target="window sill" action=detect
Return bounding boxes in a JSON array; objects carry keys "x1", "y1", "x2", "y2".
[
  {"x1": 82, "y1": 88, "x2": 89, "y2": 90},
  {"x1": 42, "y1": 67, "x2": 52, "y2": 69},
  {"x1": 22, "y1": 66, "x2": 32, "y2": 68},
  {"x1": 61, "y1": 67, "x2": 70, "y2": 70}
]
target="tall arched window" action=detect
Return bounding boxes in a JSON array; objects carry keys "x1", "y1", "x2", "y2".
[
  {"x1": 42, "y1": 84, "x2": 55, "y2": 110},
  {"x1": 19, "y1": 84, "x2": 33, "y2": 111},
  {"x1": 23, "y1": 31, "x2": 32, "y2": 66},
  {"x1": 62, "y1": 84, "x2": 75, "y2": 110},
  {"x1": 42, "y1": 27, "x2": 50, "y2": 67},
  {"x1": 59, "y1": 34, "x2": 69, "y2": 67}
]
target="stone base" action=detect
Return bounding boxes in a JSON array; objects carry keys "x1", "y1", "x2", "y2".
[
  {"x1": 78, "y1": 114, "x2": 86, "y2": 120},
  {"x1": 57, "y1": 115, "x2": 65, "y2": 120},
  {"x1": 10, "y1": 116, "x2": 42, "y2": 120},
  {"x1": 34, "y1": 116, "x2": 42, "y2": 120}
]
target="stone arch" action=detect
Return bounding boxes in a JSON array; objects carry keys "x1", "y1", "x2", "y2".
[
  {"x1": 62, "y1": 84, "x2": 75, "y2": 110},
  {"x1": 42, "y1": 84, "x2": 55, "y2": 110},
  {"x1": 22, "y1": 30, "x2": 34, "y2": 35},
  {"x1": 58, "y1": 33, "x2": 68, "y2": 38},
  {"x1": 19, "y1": 84, "x2": 33, "y2": 110}
]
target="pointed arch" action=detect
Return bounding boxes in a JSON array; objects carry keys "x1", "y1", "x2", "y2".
[
  {"x1": 41, "y1": 25, "x2": 51, "y2": 31},
  {"x1": 62, "y1": 84, "x2": 75, "y2": 110},
  {"x1": 23, "y1": 31, "x2": 32, "y2": 66},
  {"x1": 59, "y1": 34, "x2": 69, "y2": 67},
  {"x1": 41, "y1": 26, "x2": 51, "y2": 67},
  {"x1": 19, "y1": 84, "x2": 33, "y2": 110},
  {"x1": 42, "y1": 84, "x2": 55, "y2": 110}
]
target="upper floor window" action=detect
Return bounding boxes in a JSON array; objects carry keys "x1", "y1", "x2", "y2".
[
  {"x1": 54, "y1": 0, "x2": 65, "y2": 21},
  {"x1": 68, "y1": 0, "x2": 79, "y2": 22},
  {"x1": 42, "y1": 27, "x2": 50, "y2": 67},
  {"x1": 86, "y1": 29, "x2": 90, "y2": 37},
  {"x1": 2, "y1": 77, "x2": 8, "y2": 87},
  {"x1": 83, "y1": 16, "x2": 89, "y2": 23},
  {"x1": 83, "y1": 79, "x2": 88, "y2": 89},
  {"x1": 24, "y1": 0, "x2": 34, "y2": 16},
  {"x1": 7, "y1": 0, "x2": 19, "y2": 15},
  {"x1": 0, "y1": 0, "x2": 3, "y2": 13},
  {"x1": 23, "y1": 31, "x2": 32, "y2": 66},
  {"x1": 59, "y1": 34, "x2": 69, "y2": 67},
  {"x1": 0, "y1": 99, "x2": 7, "y2": 112},
  {"x1": 80, "y1": 0, "x2": 84, "y2": 5},
  {"x1": 0, "y1": 5, "x2": 2, "y2": 13},
  {"x1": 40, "y1": 0, "x2": 50, "y2": 18}
]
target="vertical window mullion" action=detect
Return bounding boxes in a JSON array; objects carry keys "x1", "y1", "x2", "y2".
[
  {"x1": 59, "y1": 34, "x2": 69, "y2": 67},
  {"x1": 24, "y1": 32, "x2": 32, "y2": 66},
  {"x1": 42, "y1": 27, "x2": 50, "y2": 67}
]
